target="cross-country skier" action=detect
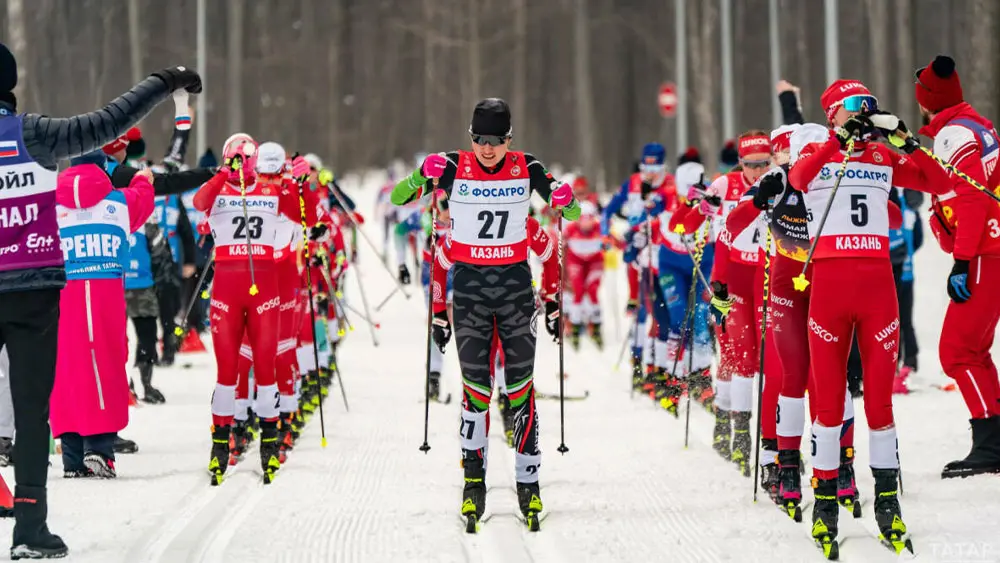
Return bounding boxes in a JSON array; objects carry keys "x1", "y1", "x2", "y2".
[
  {"x1": 193, "y1": 134, "x2": 319, "y2": 485},
  {"x1": 881, "y1": 56, "x2": 1000, "y2": 478},
  {"x1": 563, "y1": 201, "x2": 605, "y2": 350},
  {"x1": 788, "y1": 79, "x2": 941, "y2": 558},
  {"x1": 391, "y1": 98, "x2": 580, "y2": 532}
]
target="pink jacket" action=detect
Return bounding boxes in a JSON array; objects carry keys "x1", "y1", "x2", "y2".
[{"x1": 49, "y1": 165, "x2": 153, "y2": 438}]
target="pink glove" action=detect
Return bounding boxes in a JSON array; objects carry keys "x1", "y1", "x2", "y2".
[
  {"x1": 686, "y1": 184, "x2": 709, "y2": 202},
  {"x1": 549, "y1": 182, "x2": 573, "y2": 209},
  {"x1": 291, "y1": 156, "x2": 311, "y2": 181},
  {"x1": 421, "y1": 153, "x2": 448, "y2": 179}
]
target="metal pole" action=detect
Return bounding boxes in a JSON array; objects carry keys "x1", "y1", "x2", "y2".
[
  {"x1": 196, "y1": 0, "x2": 207, "y2": 158},
  {"x1": 768, "y1": 0, "x2": 782, "y2": 129},
  {"x1": 720, "y1": 0, "x2": 735, "y2": 140},
  {"x1": 675, "y1": 0, "x2": 688, "y2": 152},
  {"x1": 824, "y1": 0, "x2": 840, "y2": 85}
]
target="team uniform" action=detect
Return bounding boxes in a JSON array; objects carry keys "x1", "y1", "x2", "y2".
[{"x1": 562, "y1": 205, "x2": 604, "y2": 350}]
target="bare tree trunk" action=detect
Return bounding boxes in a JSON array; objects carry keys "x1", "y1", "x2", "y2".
[
  {"x1": 127, "y1": 0, "x2": 142, "y2": 84},
  {"x1": 226, "y1": 0, "x2": 243, "y2": 133},
  {"x1": 688, "y1": 0, "x2": 719, "y2": 167},
  {"x1": 574, "y1": 0, "x2": 598, "y2": 183},
  {"x1": 328, "y1": 0, "x2": 344, "y2": 163},
  {"x1": 422, "y1": 0, "x2": 435, "y2": 150},
  {"x1": 864, "y1": 0, "x2": 889, "y2": 101},
  {"x1": 468, "y1": 0, "x2": 481, "y2": 106},
  {"x1": 512, "y1": 0, "x2": 527, "y2": 146},
  {"x1": 7, "y1": 0, "x2": 27, "y2": 90},
  {"x1": 893, "y1": 0, "x2": 916, "y2": 124},
  {"x1": 968, "y1": 0, "x2": 998, "y2": 118}
]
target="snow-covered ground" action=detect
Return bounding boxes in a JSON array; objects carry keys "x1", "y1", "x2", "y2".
[{"x1": 1, "y1": 172, "x2": 998, "y2": 563}]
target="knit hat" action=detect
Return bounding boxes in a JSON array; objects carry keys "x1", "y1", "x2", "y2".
[
  {"x1": 719, "y1": 140, "x2": 739, "y2": 168},
  {"x1": 470, "y1": 98, "x2": 512, "y2": 137},
  {"x1": 820, "y1": 79, "x2": 872, "y2": 122},
  {"x1": 69, "y1": 150, "x2": 108, "y2": 169},
  {"x1": 198, "y1": 148, "x2": 218, "y2": 169},
  {"x1": 678, "y1": 147, "x2": 701, "y2": 165},
  {"x1": 125, "y1": 134, "x2": 146, "y2": 160},
  {"x1": 770, "y1": 124, "x2": 800, "y2": 154},
  {"x1": 102, "y1": 127, "x2": 142, "y2": 156},
  {"x1": 0, "y1": 43, "x2": 17, "y2": 107},
  {"x1": 640, "y1": 143, "x2": 666, "y2": 166},
  {"x1": 915, "y1": 55, "x2": 964, "y2": 113}
]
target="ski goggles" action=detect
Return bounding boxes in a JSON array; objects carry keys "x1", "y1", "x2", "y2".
[
  {"x1": 638, "y1": 163, "x2": 666, "y2": 175},
  {"x1": 841, "y1": 94, "x2": 878, "y2": 114},
  {"x1": 469, "y1": 130, "x2": 511, "y2": 146},
  {"x1": 740, "y1": 158, "x2": 771, "y2": 170}
]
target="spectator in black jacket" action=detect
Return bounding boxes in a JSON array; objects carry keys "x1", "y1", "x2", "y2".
[{"x1": 0, "y1": 42, "x2": 200, "y2": 559}]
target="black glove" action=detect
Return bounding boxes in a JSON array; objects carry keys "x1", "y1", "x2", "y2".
[
  {"x1": 753, "y1": 172, "x2": 784, "y2": 210},
  {"x1": 398, "y1": 264, "x2": 411, "y2": 285},
  {"x1": 947, "y1": 259, "x2": 972, "y2": 303},
  {"x1": 316, "y1": 293, "x2": 329, "y2": 314},
  {"x1": 431, "y1": 310, "x2": 451, "y2": 351},
  {"x1": 152, "y1": 66, "x2": 203, "y2": 94},
  {"x1": 836, "y1": 115, "x2": 875, "y2": 147},
  {"x1": 308, "y1": 255, "x2": 323, "y2": 268},
  {"x1": 309, "y1": 223, "x2": 328, "y2": 241},
  {"x1": 544, "y1": 299, "x2": 560, "y2": 340},
  {"x1": 640, "y1": 182, "x2": 654, "y2": 199}
]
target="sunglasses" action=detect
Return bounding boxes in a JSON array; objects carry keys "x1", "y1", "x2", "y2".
[
  {"x1": 470, "y1": 134, "x2": 510, "y2": 147},
  {"x1": 639, "y1": 164, "x2": 666, "y2": 174},
  {"x1": 842, "y1": 94, "x2": 878, "y2": 113},
  {"x1": 741, "y1": 159, "x2": 771, "y2": 169}
]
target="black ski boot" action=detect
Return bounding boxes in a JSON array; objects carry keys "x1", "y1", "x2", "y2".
[
  {"x1": 777, "y1": 449, "x2": 803, "y2": 522},
  {"x1": 569, "y1": 323, "x2": 582, "y2": 351},
  {"x1": 0, "y1": 436, "x2": 13, "y2": 467},
  {"x1": 230, "y1": 420, "x2": 250, "y2": 465},
  {"x1": 589, "y1": 322, "x2": 604, "y2": 350},
  {"x1": 113, "y1": 434, "x2": 138, "y2": 454},
  {"x1": 516, "y1": 482, "x2": 543, "y2": 532},
  {"x1": 10, "y1": 486, "x2": 68, "y2": 560},
  {"x1": 873, "y1": 468, "x2": 912, "y2": 554},
  {"x1": 139, "y1": 362, "x2": 165, "y2": 404},
  {"x1": 811, "y1": 477, "x2": 840, "y2": 560},
  {"x1": 260, "y1": 420, "x2": 281, "y2": 484},
  {"x1": 760, "y1": 439, "x2": 780, "y2": 503},
  {"x1": 941, "y1": 416, "x2": 1000, "y2": 478},
  {"x1": 461, "y1": 458, "x2": 487, "y2": 533},
  {"x1": 687, "y1": 369, "x2": 714, "y2": 410},
  {"x1": 428, "y1": 371, "x2": 441, "y2": 402},
  {"x1": 837, "y1": 447, "x2": 861, "y2": 518},
  {"x1": 630, "y1": 356, "x2": 644, "y2": 392},
  {"x1": 278, "y1": 413, "x2": 294, "y2": 464},
  {"x1": 208, "y1": 425, "x2": 231, "y2": 486},
  {"x1": 654, "y1": 370, "x2": 682, "y2": 417},
  {"x1": 712, "y1": 408, "x2": 731, "y2": 460},
  {"x1": 731, "y1": 412, "x2": 752, "y2": 477},
  {"x1": 498, "y1": 393, "x2": 514, "y2": 448}
]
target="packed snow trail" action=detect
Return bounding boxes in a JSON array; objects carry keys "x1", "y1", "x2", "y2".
[{"x1": 0, "y1": 171, "x2": 997, "y2": 562}]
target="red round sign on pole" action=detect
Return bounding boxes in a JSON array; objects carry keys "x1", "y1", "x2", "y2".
[{"x1": 658, "y1": 83, "x2": 678, "y2": 118}]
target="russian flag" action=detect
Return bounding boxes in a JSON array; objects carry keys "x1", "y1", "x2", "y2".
[
  {"x1": 175, "y1": 115, "x2": 192, "y2": 130},
  {"x1": 0, "y1": 141, "x2": 18, "y2": 159}
]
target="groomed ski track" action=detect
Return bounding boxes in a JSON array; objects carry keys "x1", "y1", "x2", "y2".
[{"x1": 0, "y1": 172, "x2": 996, "y2": 562}]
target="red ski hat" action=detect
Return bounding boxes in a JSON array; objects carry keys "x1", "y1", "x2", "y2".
[
  {"x1": 102, "y1": 127, "x2": 142, "y2": 155},
  {"x1": 915, "y1": 55, "x2": 963, "y2": 113},
  {"x1": 738, "y1": 135, "x2": 770, "y2": 158},
  {"x1": 820, "y1": 80, "x2": 871, "y2": 122}
]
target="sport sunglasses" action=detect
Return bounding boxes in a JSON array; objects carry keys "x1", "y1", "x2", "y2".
[
  {"x1": 740, "y1": 159, "x2": 771, "y2": 169},
  {"x1": 470, "y1": 133, "x2": 511, "y2": 147},
  {"x1": 842, "y1": 94, "x2": 878, "y2": 113}
]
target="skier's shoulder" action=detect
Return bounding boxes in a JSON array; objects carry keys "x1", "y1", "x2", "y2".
[{"x1": 933, "y1": 123, "x2": 980, "y2": 162}]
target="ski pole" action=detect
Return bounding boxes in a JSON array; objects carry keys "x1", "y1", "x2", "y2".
[
  {"x1": 557, "y1": 215, "x2": 569, "y2": 455},
  {"x1": 645, "y1": 218, "x2": 657, "y2": 378},
  {"x1": 328, "y1": 184, "x2": 412, "y2": 302},
  {"x1": 318, "y1": 278, "x2": 352, "y2": 413},
  {"x1": 374, "y1": 286, "x2": 400, "y2": 312},
  {"x1": 236, "y1": 162, "x2": 259, "y2": 296},
  {"x1": 173, "y1": 254, "x2": 215, "y2": 338},
  {"x1": 752, "y1": 222, "x2": 774, "y2": 503},
  {"x1": 334, "y1": 295, "x2": 380, "y2": 330},
  {"x1": 613, "y1": 331, "x2": 630, "y2": 372},
  {"x1": 419, "y1": 183, "x2": 439, "y2": 453},
  {"x1": 793, "y1": 139, "x2": 853, "y2": 291},
  {"x1": 681, "y1": 225, "x2": 708, "y2": 449},
  {"x1": 297, "y1": 183, "x2": 328, "y2": 448},
  {"x1": 352, "y1": 250, "x2": 381, "y2": 347}
]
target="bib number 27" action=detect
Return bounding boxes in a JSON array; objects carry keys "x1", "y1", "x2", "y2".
[{"x1": 477, "y1": 210, "x2": 509, "y2": 239}]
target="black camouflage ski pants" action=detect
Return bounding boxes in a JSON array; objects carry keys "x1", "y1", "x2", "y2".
[{"x1": 452, "y1": 262, "x2": 541, "y2": 484}]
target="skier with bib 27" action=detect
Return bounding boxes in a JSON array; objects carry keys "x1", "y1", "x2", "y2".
[{"x1": 391, "y1": 98, "x2": 580, "y2": 532}]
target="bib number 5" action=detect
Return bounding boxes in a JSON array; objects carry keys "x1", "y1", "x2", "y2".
[{"x1": 477, "y1": 210, "x2": 509, "y2": 239}]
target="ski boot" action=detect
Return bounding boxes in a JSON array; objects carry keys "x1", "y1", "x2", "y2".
[
  {"x1": 516, "y1": 482, "x2": 543, "y2": 532},
  {"x1": 461, "y1": 459, "x2": 487, "y2": 533},
  {"x1": 428, "y1": 371, "x2": 442, "y2": 402},
  {"x1": 759, "y1": 439, "x2": 780, "y2": 503},
  {"x1": 872, "y1": 468, "x2": 912, "y2": 555},
  {"x1": 642, "y1": 365, "x2": 657, "y2": 398},
  {"x1": 712, "y1": 408, "x2": 731, "y2": 460},
  {"x1": 941, "y1": 416, "x2": 1000, "y2": 478},
  {"x1": 654, "y1": 371, "x2": 682, "y2": 417},
  {"x1": 777, "y1": 449, "x2": 803, "y2": 522},
  {"x1": 687, "y1": 369, "x2": 714, "y2": 410},
  {"x1": 9, "y1": 486, "x2": 69, "y2": 560},
  {"x1": 83, "y1": 452, "x2": 116, "y2": 479},
  {"x1": 398, "y1": 264, "x2": 411, "y2": 285},
  {"x1": 278, "y1": 413, "x2": 294, "y2": 464},
  {"x1": 811, "y1": 477, "x2": 840, "y2": 560},
  {"x1": 589, "y1": 322, "x2": 604, "y2": 350},
  {"x1": 290, "y1": 410, "x2": 304, "y2": 442},
  {"x1": 837, "y1": 447, "x2": 861, "y2": 518},
  {"x1": 498, "y1": 394, "x2": 515, "y2": 448},
  {"x1": 0, "y1": 436, "x2": 13, "y2": 467},
  {"x1": 260, "y1": 420, "x2": 281, "y2": 484},
  {"x1": 230, "y1": 420, "x2": 250, "y2": 465},
  {"x1": 731, "y1": 412, "x2": 752, "y2": 477},
  {"x1": 630, "y1": 356, "x2": 644, "y2": 392},
  {"x1": 569, "y1": 323, "x2": 582, "y2": 351},
  {"x1": 208, "y1": 425, "x2": 231, "y2": 486},
  {"x1": 139, "y1": 362, "x2": 165, "y2": 404}
]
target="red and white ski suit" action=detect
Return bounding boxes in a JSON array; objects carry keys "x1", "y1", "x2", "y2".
[{"x1": 563, "y1": 218, "x2": 604, "y2": 326}]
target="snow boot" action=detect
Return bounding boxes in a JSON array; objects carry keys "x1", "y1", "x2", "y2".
[
  {"x1": 941, "y1": 416, "x2": 1000, "y2": 478},
  {"x1": 160, "y1": 332, "x2": 177, "y2": 367},
  {"x1": 139, "y1": 362, "x2": 165, "y2": 404},
  {"x1": 811, "y1": 477, "x2": 840, "y2": 560},
  {"x1": 260, "y1": 420, "x2": 281, "y2": 484},
  {"x1": 777, "y1": 449, "x2": 803, "y2": 521},
  {"x1": 113, "y1": 435, "x2": 138, "y2": 454},
  {"x1": 208, "y1": 426, "x2": 231, "y2": 485},
  {"x1": 731, "y1": 411, "x2": 752, "y2": 477},
  {"x1": 873, "y1": 468, "x2": 912, "y2": 554},
  {"x1": 10, "y1": 486, "x2": 68, "y2": 560},
  {"x1": 83, "y1": 453, "x2": 116, "y2": 479},
  {"x1": 516, "y1": 482, "x2": 543, "y2": 531},
  {"x1": 0, "y1": 437, "x2": 13, "y2": 467},
  {"x1": 837, "y1": 447, "x2": 861, "y2": 517},
  {"x1": 712, "y1": 408, "x2": 731, "y2": 460},
  {"x1": 461, "y1": 458, "x2": 487, "y2": 532}
]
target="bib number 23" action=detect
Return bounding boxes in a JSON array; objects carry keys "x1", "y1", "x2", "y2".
[
  {"x1": 477, "y1": 210, "x2": 509, "y2": 239},
  {"x1": 233, "y1": 216, "x2": 263, "y2": 240}
]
